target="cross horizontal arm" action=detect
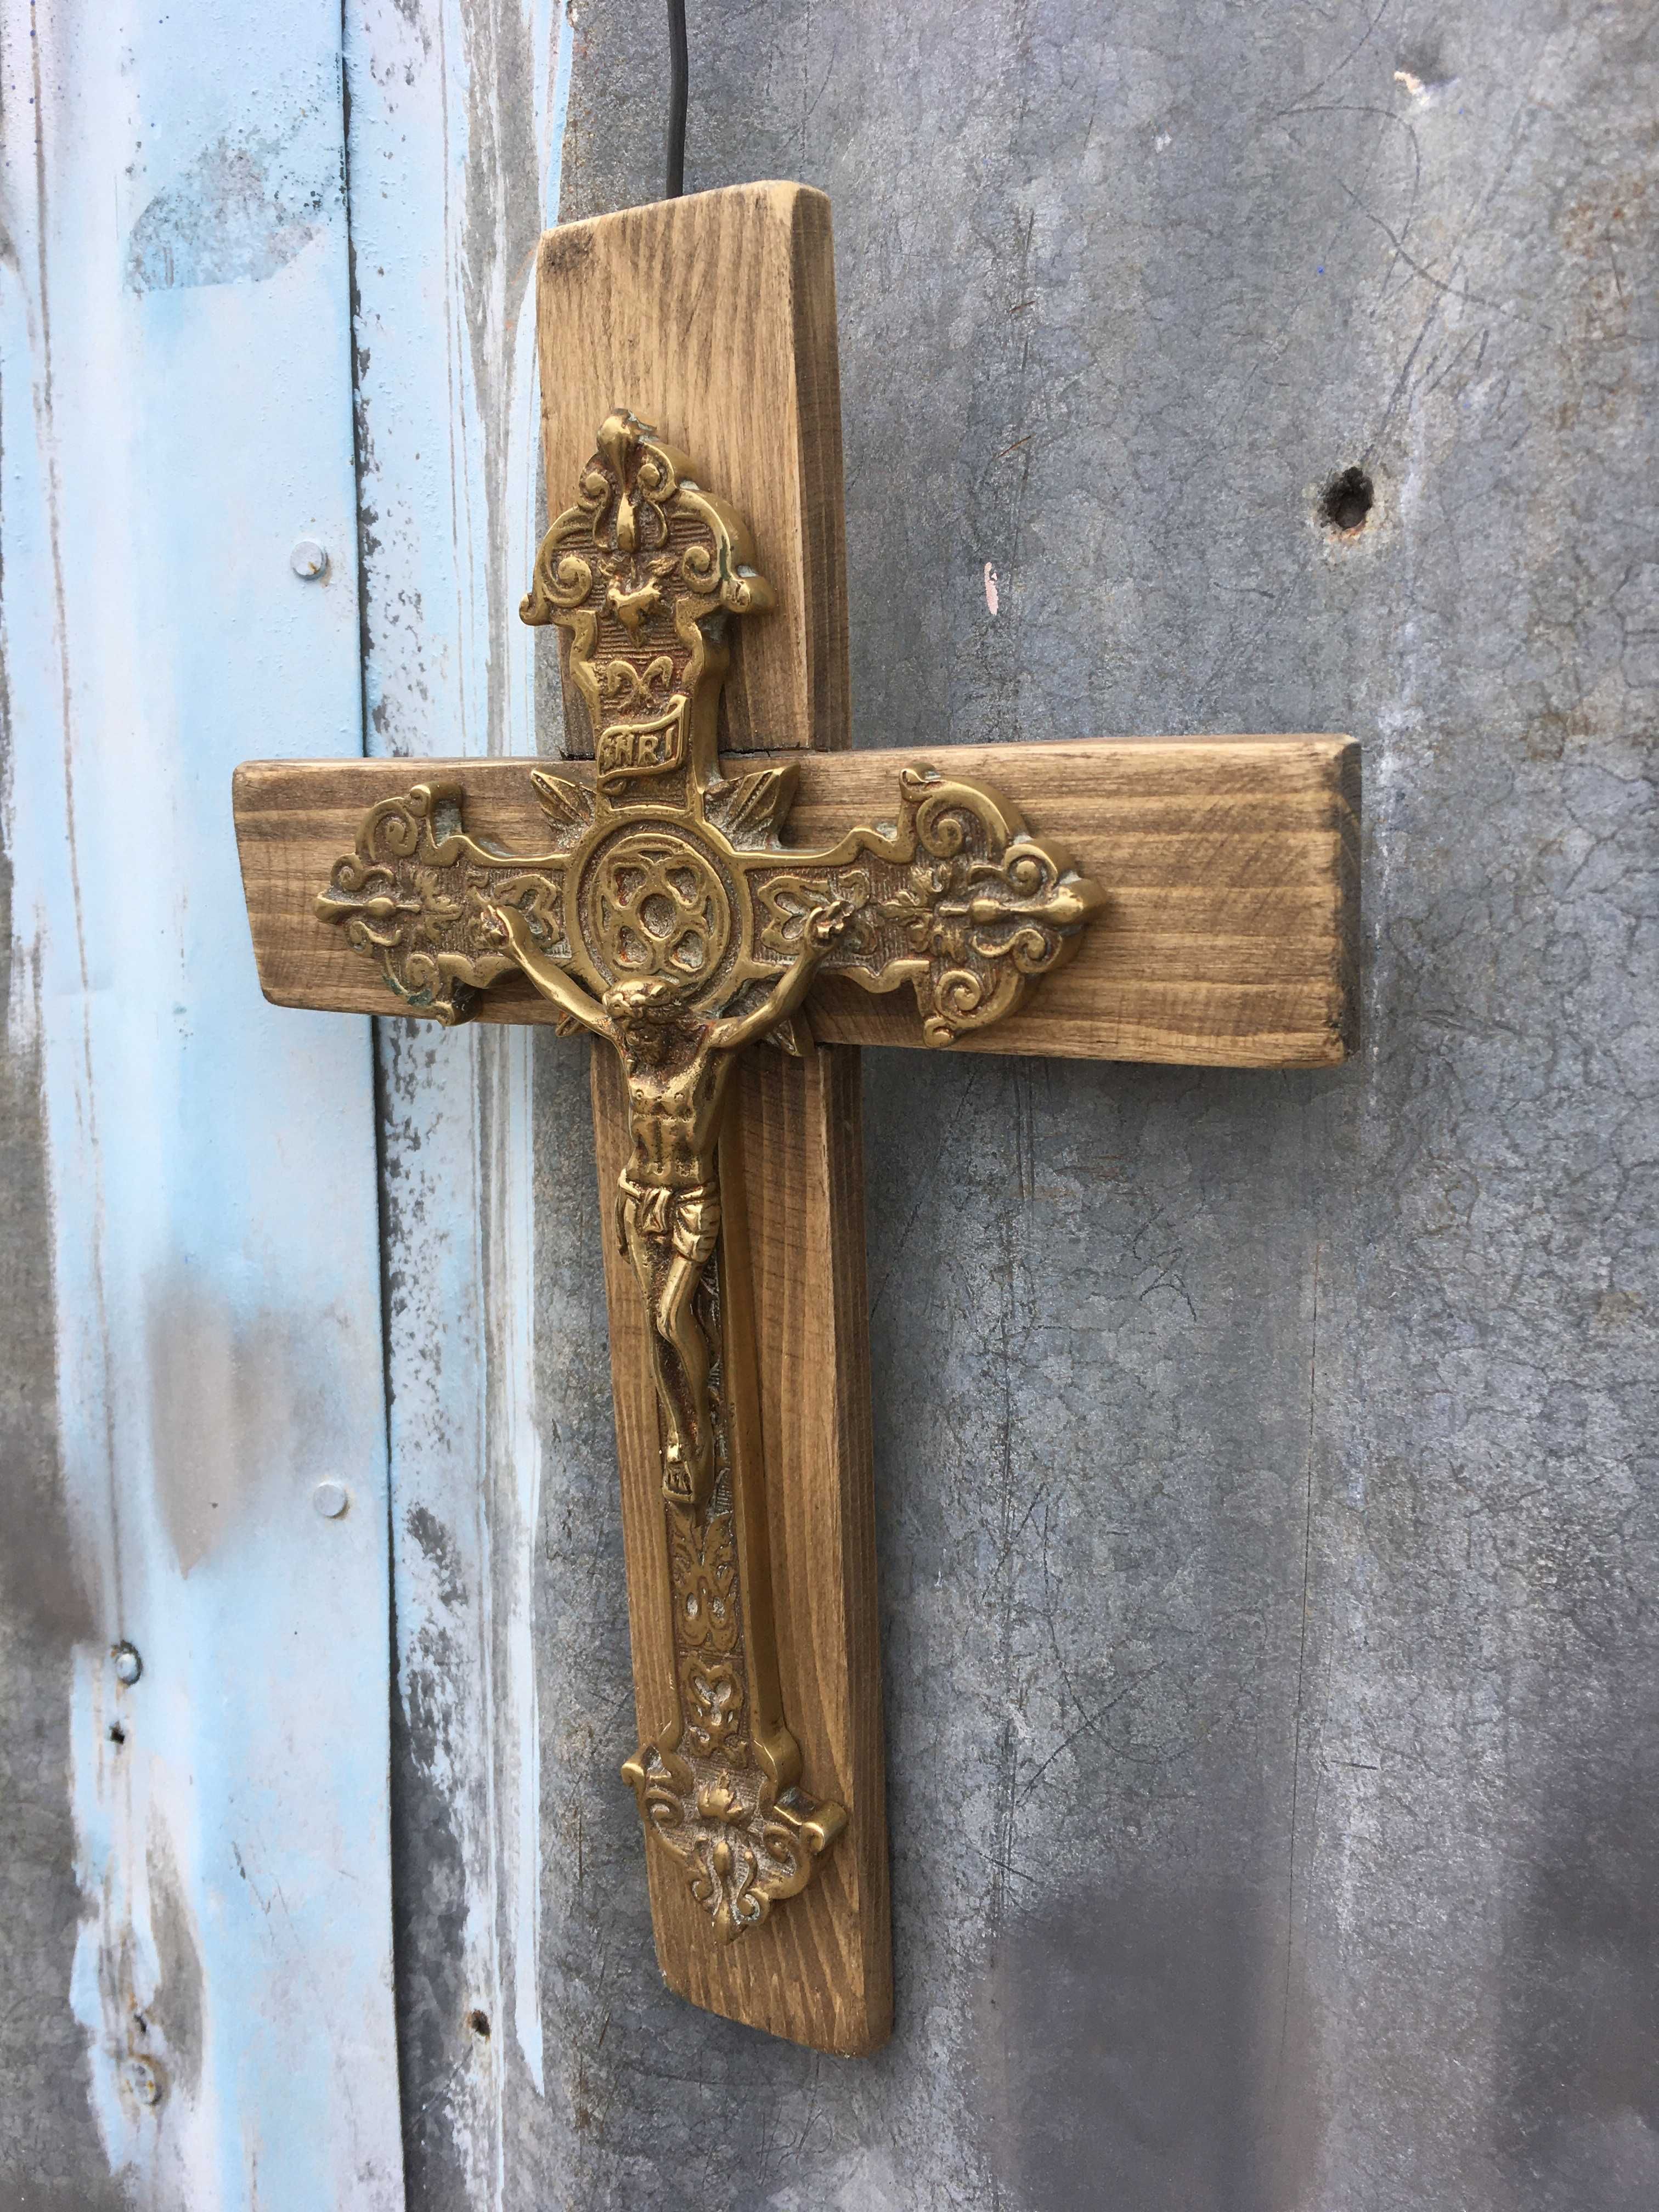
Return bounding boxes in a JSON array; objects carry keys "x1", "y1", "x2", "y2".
[{"x1": 234, "y1": 734, "x2": 1358, "y2": 1068}]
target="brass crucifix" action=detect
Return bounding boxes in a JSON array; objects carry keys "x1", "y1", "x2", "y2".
[
  {"x1": 311, "y1": 403, "x2": 1101, "y2": 1937},
  {"x1": 234, "y1": 183, "x2": 1358, "y2": 2055}
]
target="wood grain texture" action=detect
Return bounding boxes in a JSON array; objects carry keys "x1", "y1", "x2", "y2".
[
  {"x1": 590, "y1": 1041, "x2": 890, "y2": 2052},
  {"x1": 233, "y1": 734, "x2": 1360, "y2": 1067},
  {"x1": 535, "y1": 183, "x2": 848, "y2": 757}
]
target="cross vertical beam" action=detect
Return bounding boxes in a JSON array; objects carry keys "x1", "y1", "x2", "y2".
[
  {"x1": 539, "y1": 184, "x2": 891, "y2": 2048},
  {"x1": 594, "y1": 1043, "x2": 888, "y2": 2046},
  {"x1": 535, "y1": 183, "x2": 849, "y2": 762}
]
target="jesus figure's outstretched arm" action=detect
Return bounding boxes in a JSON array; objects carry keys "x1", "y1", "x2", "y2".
[
  {"x1": 484, "y1": 904, "x2": 617, "y2": 1041},
  {"x1": 706, "y1": 902, "x2": 853, "y2": 1053}
]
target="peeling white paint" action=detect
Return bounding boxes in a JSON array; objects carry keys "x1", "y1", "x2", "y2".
[
  {"x1": 0, "y1": 2, "x2": 402, "y2": 2203},
  {"x1": 547, "y1": 0, "x2": 577, "y2": 224},
  {"x1": 500, "y1": 238, "x2": 552, "y2": 2105},
  {"x1": 343, "y1": 0, "x2": 574, "y2": 2192},
  {"x1": 489, "y1": 1024, "x2": 546, "y2": 2100}
]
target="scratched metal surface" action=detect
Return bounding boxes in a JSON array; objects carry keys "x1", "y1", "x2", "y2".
[
  {"x1": 0, "y1": 2, "x2": 402, "y2": 2203},
  {"x1": 420, "y1": 2, "x2": 1651, "y2": 2207}
]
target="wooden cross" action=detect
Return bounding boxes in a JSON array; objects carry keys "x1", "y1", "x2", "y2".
[{"x1": 233, "y1": 183, "x2": 1358, "y2": 2057}]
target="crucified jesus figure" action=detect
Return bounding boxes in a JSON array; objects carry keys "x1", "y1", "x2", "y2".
[{"x1": 483, "y1": 898, "x2": 853, "y2": 1508}]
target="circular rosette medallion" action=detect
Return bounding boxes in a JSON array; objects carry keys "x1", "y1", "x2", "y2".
[{"x1": 588, "y1": 828, "x2": 733, "y2": 987}]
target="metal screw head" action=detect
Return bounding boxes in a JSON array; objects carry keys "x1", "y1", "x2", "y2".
[
  {"x1": 313, "y1": 1479, "x2": 349, "y2": 1520},
  {"x1": 112, "y1": 1641, "x2": 143, "y2": 1685},
  {"x1": 125, "y1": 2057, "x2": 162, "y2": 2106},
  {"x1": 289, "y1": 538, "x2": 329, "y2": 580}
]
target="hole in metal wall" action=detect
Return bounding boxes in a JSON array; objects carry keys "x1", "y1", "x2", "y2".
[{"x1": 1320, "y1": 466, "x2": 1375, "y2": 534}]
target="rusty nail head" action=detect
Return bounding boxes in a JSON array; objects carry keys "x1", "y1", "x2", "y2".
[
  {"x1": 112, "y1": 1642, "x2": 143, "y2": 1685},
  {"x1": 313, "y1": 1479, "x2": 349, "y2": 1520},
  {"x1": 290, "y1": 538, "x2": 329, "y2": 580}
]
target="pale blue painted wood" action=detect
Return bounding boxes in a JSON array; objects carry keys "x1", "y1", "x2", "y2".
[
  {"x1": 342, "y1": 3, "x2": 572, "y2": 2194},
  {"x1": 0, "y1": 2, "x2": 403, "y2": 2201}
]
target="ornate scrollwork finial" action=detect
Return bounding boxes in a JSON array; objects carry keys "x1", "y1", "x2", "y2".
[{"x1": 521, "y1": 408, "x2": 772, "y2": 802}]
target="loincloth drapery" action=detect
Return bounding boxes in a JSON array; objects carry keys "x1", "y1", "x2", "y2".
[{"x1": 616, "y1": 1170, "x2": 721, "y2": 1266}]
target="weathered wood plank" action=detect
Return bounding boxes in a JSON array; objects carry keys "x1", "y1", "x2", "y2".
[
  {"x1": 233, "y1": 735, "x2": 1359, "y2": 1067},
  {"x1": 534, "y1": 183, "x2": 849, "y2": 757},
  {"x1": 341, "y1": 1, "x2": 574, "y2": 2192},
  {"x1": 2, "y1": 1, "x2": 403, "y2": 2201},
  {"x1": 591, "y1": 1042, "x2": 890, "y2": 2052},
  {"x1": 534, "y1": 181, "x2": 888, "y2": 2048}
]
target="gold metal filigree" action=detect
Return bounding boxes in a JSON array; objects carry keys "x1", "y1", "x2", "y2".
[
  {"x1": 317, "y1": 410, "x2": 1104, "y2": 1941},
  {"x1": 621, "y1": 1166, "x2": 846, "y2": 1943},
  {"x1": 521, "y1": 407, "x2": 770, "y2": 798}
]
